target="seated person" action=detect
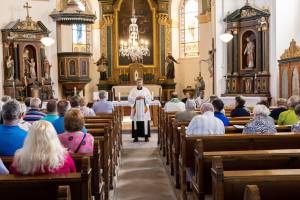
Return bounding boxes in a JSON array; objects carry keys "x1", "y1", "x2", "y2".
[
  {"x1": 10, "y1": 120, "x2": 76, "y2": 175},
  {"x1": 195, "y1": 91, "x2": 210, "y2": 108},
  {"x1": 92, "y1": 90, "x2": 114, "y2": 114},
  {"x1": 212, "y1": 98, "x2": 229, "y2": 126},
  {"x1": 0, "y1": 158, "x2": 8, "y2": 174},
  {"x1": 79, "y1": 97, "x2": 95, "y2": 117},
  {"x1": 243, "y1": 104, "x2": 276, "y2": 134},
  {"x1": 292, "y1": 104, "x2": 300, "y2": 132},
  {"x1": 59, "y1": 109, "x2": 94, "y2": 154},
  {"x1": 181, "y1": 92, "x2": 191, "y2": 104},
  {"x1": 23, "y1": 97, "x2": 46, "y2": 124},
  {"x1": 186, "y1": 103, "x2": 225, "y2": 135},
  {"x1": 52, "y1": 100, "x2": 87, "y2": 134},
  {"x1": 0, "y1": 100, "x2": 27, "y2": 156},
  {"x1": 270, "y1": 98, "x2": 287, "y2": 121},
  {"x1": 18, "y1": 103, "x2": 32, "y2": 131},
  {"x1": 43, "y1": 99, "x2": 59, "y2": 122},
  {"x1": 24, "y1": 97, "x2": 31, "y2": 112},
  {"x1": 70, "y1": 95, "x2": 80, "y2": 109},
  {"x1": 278, "y1": 95, "x2": 300, "y2": 125},
  {"x1": 164, "y1": 92, "x2": 185, "y2": 112},
  {"x1": 230, "y1": 96, "x2": 250, "y2": 117},
  {"x1": 175, "y1": 99, "x2": 198, "y2": 121},
  {"x1": 257, "y1": 99, "x2": 270, "y2": 108},
  {"x1": 0, "y1": 95, "x2": 12, "y2": 124}
]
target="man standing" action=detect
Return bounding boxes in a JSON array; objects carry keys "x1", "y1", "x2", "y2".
[{"x1": 128, "y1": 78, "x2": 152, "y2": 142}]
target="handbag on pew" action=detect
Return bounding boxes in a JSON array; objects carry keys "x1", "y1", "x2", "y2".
[{"x1": 74, "y1": 133, "x2": 87, "y2": 153}]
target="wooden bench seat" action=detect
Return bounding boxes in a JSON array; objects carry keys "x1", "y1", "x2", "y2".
[{"x1": 212, "y1": 158, "x2": 300, "y2": 200}]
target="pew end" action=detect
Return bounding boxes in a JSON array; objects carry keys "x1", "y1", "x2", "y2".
[{"x1": 243, "y1": 185, "x2": 261, "y2": 200}]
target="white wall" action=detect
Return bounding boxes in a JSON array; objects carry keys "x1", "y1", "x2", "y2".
[{"x1": 0, "y1": 0, "x2": 58, "y2": 98}]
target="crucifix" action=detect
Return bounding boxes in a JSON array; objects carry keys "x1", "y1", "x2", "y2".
[
  {"x1": 246, "y1": 0, "x2": 249, "y2": 5},
  {"x1": 23, "y1": 2, "x2": 32, "y2": 18}
]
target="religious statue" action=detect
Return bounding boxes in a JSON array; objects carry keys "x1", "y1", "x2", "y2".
[
  {"x1": 6, "y1": 55, "x2": 14, "y2": 80},
  {"x1": 194, "y1": 72, "x2": 205, "y2": 97},
  {"x1": 244, "y1": 37, "x2": 255, "y2": 68},
  {"x1": 166, "y1": 53, "x2": 179, "y2": 79},
  {"x1": 23, "y1": 49, "x2": 30, "y2": 76},
  {"x1": 44, "y1": 57, "x2": 51, "y2": 79},
  {"x1": 200, "y1": 50, "x2": 215, "y2": 77},
  {"x1": 96, "y1": 53, "x2": 108, "y2": 80},
  {"x1": 27, "y1": 58, "x2": 36, "y2": 80}
]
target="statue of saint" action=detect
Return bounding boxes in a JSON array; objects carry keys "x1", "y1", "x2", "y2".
[
  {"x1": 6, "y1": 55, "x2": 14, "y2": 80},
  {"x1": 23, "y1": 49, "x2": 30, "y2": 76},
  {"x1": 195, "y1": 72, "x2": 205, "y2": 97},
  {"x1": 44, "y1": 57, "x2": 51, "y2": 79},
  {"x1": 166, "y1": 53, "x2": 179, "y2": 80},
  {"x1": 27, "y1": 58, "x2": 36, "y2": 80},
  {"x1": 200, "y1": 50, "x2": 215, "y2": 77},
  {"x1": 244, "y1": 37, "x2": 255, "y2": 68},
  {"x1": 96, "y1": 53, "x2": 108, "y2": 80}
]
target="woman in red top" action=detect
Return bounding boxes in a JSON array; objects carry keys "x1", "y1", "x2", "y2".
[{"x1": 10, "y1": 120, "x2": 76, "y2": 175}]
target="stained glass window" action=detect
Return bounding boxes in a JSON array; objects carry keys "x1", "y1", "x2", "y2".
[{"x1": 180, "y1": 0, "x2": 200, "y2": 57}]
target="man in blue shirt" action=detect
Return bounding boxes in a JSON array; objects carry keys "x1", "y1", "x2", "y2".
[
  {"x1": 212, "y1": 98, "x2": 230, "y2": 126},
  {"x1": 52, "y1": 100, "x2": 87, "y2": 134},
  {"x1": 0, "y1": 100, "x2": 27, "y2": 156},
  {"x1": 92, "y1": 90, "x2": 114, "y2": 114},
  {"x1": 43, "y1": 99, "x2": 59, "y2": 122}
]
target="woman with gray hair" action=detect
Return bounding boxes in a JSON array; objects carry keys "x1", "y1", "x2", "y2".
[
  {"x1": 278, "y1": 95, "x2": 300, "y2": 125},
  {"x1": 243, "y1": 104, "x2": 276, "y2": 134},
  {"x1": 175, "y1": 99, "x2": 198, "y2": 121}
]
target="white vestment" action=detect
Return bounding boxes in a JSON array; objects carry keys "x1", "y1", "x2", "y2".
[{"x1": 128, "y1": 87, "x2": 152, "y2": 135}]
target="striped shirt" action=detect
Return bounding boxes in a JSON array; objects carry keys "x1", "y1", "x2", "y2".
[
  {"x1": 23, "y1": 109, "x2": 46, "y2": 124},
  {"x1": 186, "y1": 111, "x2": 225, "y2": 135}
]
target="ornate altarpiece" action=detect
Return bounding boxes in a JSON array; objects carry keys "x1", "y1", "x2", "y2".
[
  {"x1": 223, "y1": 4, "x2": 271, "y2": 98},
  {"x1": 278, "y1": 40, "x2": 300, "y2": 98},
  {"x1": 1, "y1": 15, "x2": 53, "y2": 100}
]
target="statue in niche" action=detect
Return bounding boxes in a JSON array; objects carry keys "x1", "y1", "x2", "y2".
[
  {"x1": 166, "y1": 53, "x2": 179, "y2": 79},
  {"x1": 244, "y1": 37, "x2": 255, "y2": 68},
  {"x1": 23, "y1": 49, "x2": 30, "y2": 76},
  {"x1": 6, "y1": 55, "x2": 14, "y2": 80},
  {"x1": 200, "y1": 50, "x2": 215, "y2": 77},
  {"x1": 27, "y1": 58, "x2": 36, "y2": 80},
  {"x1": 194, "y1": 72, "x2": 205, "y2": 97},
  {"x1": 96, "y1": 53, "x2": 108, "y2": 80},
  {"x1": 44, "y1": 57, "x2": 51, "y2": 79}
]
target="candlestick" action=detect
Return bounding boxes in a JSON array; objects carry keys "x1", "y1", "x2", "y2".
[
  {"x1": 74, "y1": 87, "x2": 77, "y2": 96},
  {"x1": 118, "y1": 92, "x2": 121, "y2": 102},
  {"x1": 12, "y1": 81, "x2": 16, "y2": 99},
  {"x1": 151, "y1": 91, "x2": 154, "y2": 101},
  {"x1": 254, "y1": 73, "x2": 257, "y2": 79}
]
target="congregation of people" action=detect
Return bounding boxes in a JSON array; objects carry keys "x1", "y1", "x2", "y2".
[
  {"x1": 164, "y1": 91, "x2": 300, "y2": 136},
  {"x1": 0, "y1": 90, "x2": 114, "y2": 175}
]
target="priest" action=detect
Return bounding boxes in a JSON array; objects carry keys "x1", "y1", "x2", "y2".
[{"x1": 128, "y1": 78, "x2": 152, "y2": 142}]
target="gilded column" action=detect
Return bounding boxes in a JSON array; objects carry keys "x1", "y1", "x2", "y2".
[
  {"x1": 158, "y1": 13, "x2": 169, "y2": 76},
  {"x1": 260, "y1": 17, "x2": 269, "y2": 74},
  {"x1": 232, "y1": 28, "x2": 238, "y2": 75}
]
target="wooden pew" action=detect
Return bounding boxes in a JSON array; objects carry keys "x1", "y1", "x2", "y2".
[
  {"x1": 179, "y1": 131, "x2": 300, "y2": 200},
  {"x1": 211, "y1": 157, "x2": 300, "y2": 200},
  {"x1": 0, "y1": 157, "x2": 91, "y2": 200},
  {"x1": 192, "y1": 148, "x2": 300, "y2": 200},
  {"x1": 243, "y1": 185, "x2": 261, "y2": 200}
]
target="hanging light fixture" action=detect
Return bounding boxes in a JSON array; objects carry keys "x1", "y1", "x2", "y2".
[
  {"x1": 219, "y1": 0, "x2": 233, "y2": 43},
  {"x1": 41, "y1": 37, "x2": 55, "y2": 47}
]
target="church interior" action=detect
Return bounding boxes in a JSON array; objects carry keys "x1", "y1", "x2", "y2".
[{"x1": 1, "y1": 0, "x2": 300, "y2": 199}]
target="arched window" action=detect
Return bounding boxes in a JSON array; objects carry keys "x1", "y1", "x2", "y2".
[{"x1": 179, "y1": 0, "x2": 200, "y2": 58}]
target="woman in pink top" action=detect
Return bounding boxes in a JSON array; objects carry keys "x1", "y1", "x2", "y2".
[
  {"x1": 59, "y1": 109, "x2": 94, "y2": 154},
  {"x1": 10, "y1": 120, "x2": 76, "y2": 175}
]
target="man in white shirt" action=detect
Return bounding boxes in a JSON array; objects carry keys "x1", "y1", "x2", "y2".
[
  {"x1": 186, "y1": 103, "x2": 225, "y2": 135},
  {"x1": 164, "y1": 92, "x2": 185, "y2": 112}
]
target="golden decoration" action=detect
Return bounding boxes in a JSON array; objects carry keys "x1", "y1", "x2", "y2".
[
  {"x1": 280, "y1": 39, "x2": 300, "y2": 60},
  {"x1": 158, "y1": 13, "x2": 169, "y2": 25},
  {"x1": 103, "y1": 14, "x2": 114, "y2": 25},
  {"x1": 16, "y1": 17, "x2": 42, "y2": 31}
]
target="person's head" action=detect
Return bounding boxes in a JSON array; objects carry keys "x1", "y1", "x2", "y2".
[
  {"x1": 277, "y1": 98, "x2": 287, "y2": 108},
  {"x1": 171, "y1": 92, "x2": 178, "y2": 99},
  {"x1": 185, "y1": 92, "x2": 191, "y2": 99},
  {"x1": 30, "y1": 98, "x2": 41, "y2": 109},
  {"x1": 185, "y1": 99, "x2": 196, "y2": 111},
  {"x1": 2, "y1": 100, "x2": 20, "y2": 125},
  {"x1": 257, "y1": 100, "x2": 269, "y2": 108},
  {"x1": 253, "y1": 104, "x2": 270, "y2": 117},
  {"x1": 64, "y1": 109, "x2": 84, "y2": 132},
  {"x1": 210, "y1": 95, "x2": 218, "y2": 103},
  {"x1": 199, "y1": 90, "x2": 205, "y2": 99},
  {"x1": 136, "y1": 78, "x2": 143, "y2": 89},
  {"x1": 295, "y1": 104, "x2": 300, "y2": 118},
  {"x1": 99, "y1": 90, "x2": 108, "y2": 100},
  {"x1": 46, "y1": 99, "x2": 57, "y2": 114},
  {"x1": 200, "y1": 103, "x2": 214, "y2": 114},
  {"x1": 1, "y1": 95, "x2": 11, "y2": 103},
  {"x1": 57, "y1": 100, "x2": 70, "y2": 116},
  {"x1": 235, "y1": 96, "x2": 246, "y2": 108},
  {"x1": 212, "y1": 99, "x2": 224, "y2": 112},
  {"x1": 287, "y1": 95, "x2": 300, "y2": 109},
  {"x1": 79, "y1": 97, "x2": 87, "y2": 107},
  {"x1": 24, "y1": 97, "x2": 31, "y2": 108},
  {"x1": 13, "y1": 120, "x2": 66, "y2": 175},
  {"x1": 70, "y1": 96, "x2": 80, "y2": 108}
]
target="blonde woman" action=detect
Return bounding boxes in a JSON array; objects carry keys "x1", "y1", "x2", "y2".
[{"x1": 10, "y1": 120, "x2": 76, "y2": 175}]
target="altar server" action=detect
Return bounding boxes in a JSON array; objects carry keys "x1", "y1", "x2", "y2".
[{"x1": 128, "y1": 78, "x2": 152, "y2": 142}]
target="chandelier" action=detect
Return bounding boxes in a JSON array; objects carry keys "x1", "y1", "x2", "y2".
[{"x1": 119, "y1": 0, "x2": 150, "y2": 63}]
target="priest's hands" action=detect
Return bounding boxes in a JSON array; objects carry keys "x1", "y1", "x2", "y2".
[{"x1": 136, "y1": 96, "x2": 145, "y2": 100}]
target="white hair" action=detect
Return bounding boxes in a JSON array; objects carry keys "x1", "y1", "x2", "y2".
[
  {"x1": 185, "y1": 99, "x2": 196, "y2": 111},
  {"x1": 30, "y1": 97, "x2": 41, "y2": 108},
  {"x1": 253, "y1": 104, "x2": 270, "y2": 116},
  {"x1": 13, "y1": 120, "x2": 66, "y2": 175},
  {"x1": 287, "y1": 95, "x2": 300, "y2": 108},
  {"x1": 200, "y1": 103, "x2": 214, "y2": 113}
]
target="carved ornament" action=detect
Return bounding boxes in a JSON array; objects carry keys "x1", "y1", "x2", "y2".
[
  {"x1": 158, "y1": 13, "x2": 169, "y2": 25},
  {"x1": 103, "y1": 15, "x2": 114, "y2": 25},
  {"x1": 280, "y1": 39, "x2": 300, "y2": 60}
]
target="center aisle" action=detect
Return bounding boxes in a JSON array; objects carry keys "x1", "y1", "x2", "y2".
[{"x1": 114, "y1": 133, "x2": 177, "y2": 200}]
